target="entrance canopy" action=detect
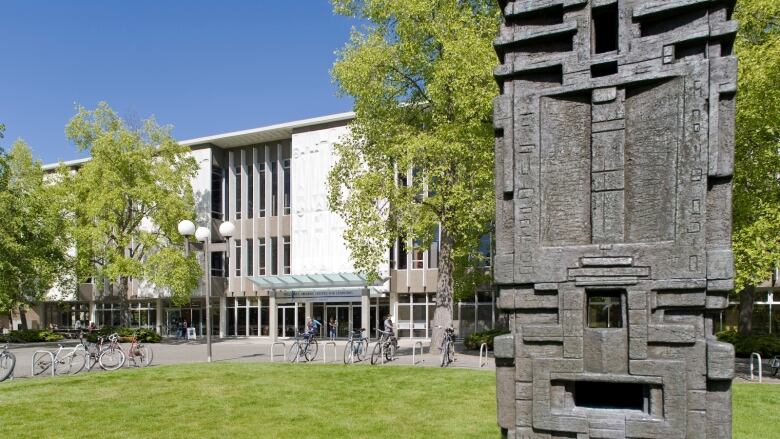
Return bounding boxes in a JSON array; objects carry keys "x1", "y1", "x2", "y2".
[{"x1": 247, "y1": 272, "x2": 383, "y2": 291}]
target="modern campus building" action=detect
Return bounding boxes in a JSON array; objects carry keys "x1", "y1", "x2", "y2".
[{"x1": 6, "y1": 112, "x2": 503, "y2": 340}]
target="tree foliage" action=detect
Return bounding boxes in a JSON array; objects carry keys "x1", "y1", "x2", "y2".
[
  {"x1": 0, "y1": 140, "x2": 73, "y2": 313},
  {"x1": 328, "y1": 0, "x2": 499, "y2": 346},
  {"x1": 731, "y1": 0, "x2": 780, "y2": 290},
  {"x1": 65, "y1": 103, "x2": 201, "y2": 321}
]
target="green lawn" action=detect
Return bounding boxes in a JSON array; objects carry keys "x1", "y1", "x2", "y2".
[
  {"x1": 2, "y1": 364, "x2": 777, "y2": 438},
  {"x1": 0, "y1": 363, "x2": 499, "y2": 439}
]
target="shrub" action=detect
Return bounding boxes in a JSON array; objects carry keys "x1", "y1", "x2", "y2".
[
  {"x1": 0, "y1": 329, "x2": 64, "y2": 343},
  {"x1": 716, "y1": 329, "x2": 780, "y2": 358},
  {"x1": 464, "y1": 328, "x2": 510, "y2": 350},
  {"x1": 84, "y1": 327, "x2": 161, "y2": 343}
]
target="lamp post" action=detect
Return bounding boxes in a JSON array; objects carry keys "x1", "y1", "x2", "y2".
[{"x1": 177, "y1": 219, "x2": 234, "y2": 363}]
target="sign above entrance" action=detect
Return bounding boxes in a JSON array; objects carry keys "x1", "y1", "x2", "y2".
[{"x1": 275, "y1": 290, "x2": 363, "y2": 304}]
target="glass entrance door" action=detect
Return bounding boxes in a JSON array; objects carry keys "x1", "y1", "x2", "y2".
[
  {"x1": 325, "y1": 304, "x2": 353, "y2": 338},
  {"x1": 165, "y1": 309, "x2": 182, "y2": 337},
  {"x1": 278, "y1": 305, "x2": 301, "y2": 337}
]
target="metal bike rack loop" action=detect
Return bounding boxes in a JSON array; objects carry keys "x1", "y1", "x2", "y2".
[
  {"x1": 479, "y1": 343, "x2": 489, "y2": 368},
  {"x1": 270, "y1": 342, "x2": 286, "y2": 362},
  {"x1": 412, "y1": 341, "x2": 424, "y2": 365},
  {"x1": 32, "y1": 350, "x2": 55, "y2": 377},
  {"x1": 750, "y1": 352, "x2": 762, "y2": 383},
  {"x1": 323, "y1": 341, "x2": 337, "y2": 363}
]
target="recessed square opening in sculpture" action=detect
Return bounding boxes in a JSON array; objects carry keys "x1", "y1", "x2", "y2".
[
  {"x1": 592, "y1": 3, "x2": 619, "y2": 54},
  {"x1": 587, "y1": 292, "x2": 623, "y2": 328},
  {"x1": 574, "y1": 381, "x2": 647, "y2": 411}
]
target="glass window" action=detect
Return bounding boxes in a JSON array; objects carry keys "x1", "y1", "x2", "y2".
[
  {"x1": 234, "y1": 162, "x2": 242, "y2": 220},
  {"x1": 398, "y1": 238, "x2": 408, "y2": 270},
  {"x1": 247, "y1": 163, "x2": 253, "y2": 219},
  {"x1": 258, "y1": 238, "x2": 266, "y2": 275},
  {"x1": 211, "y1": 166, "x2": 223, "y2": 220},
  {"x1": 210, "y1": 251, "x2": 224, "y2": 277},
  {"x1": 283, "y1": 159, "x2": 291, "y2": 215},
  {"x1": 271, "y1": 237, "x2": 278, "y2": 275},
  {"x1": 235, "y1": 239, "x2": 242, "y2": 277},
  {"x1": 283, "y1": 236, "x2": 291, "y2": 274},
  {"x1": 271, "y1": 160, "x2": 278, "y2": 216},
  {"x1": 428, "y1": 225, "x2": 439, "y2": 269},
  {"x1": 389, "y1": 244, "x2": 396, "y2": 269},
  {"x1": 587, "y1": 293, "x2": 623, "y2": 328},
  {"x1": 246, "y1": 239, "x2": 253, "y2": 276},
  {"x1": 258, "y1": 163, "x2": 266, "y2": 218},
  {"x1": 412, "y1": 239, "x2": 424, "y2": 269},
  {"x1": 478, "y1": 233, "x2": 491, "y2": 269}
]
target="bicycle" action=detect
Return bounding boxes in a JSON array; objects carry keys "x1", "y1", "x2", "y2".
[
  {"x1": 32, "y1": 343, "x2": 87, "y2": 376},
  {"x1": 125, "y1": 333, "x2": 153, "y2": 367},
  {"x1": 289, "y1": 331, "x2": 319, "y2": 362},
  {"x1": 438, "y1": 326, "x2": 456, "y2": 367},
  {"x1": 98, "y1": 333, "x2": 126, "y2": 371},
  {"x1": 343, "y1": 328, "x2": 368, "y2": 364},
  {"x1": 0, "y1": 344, "x2": 16, "y2": 382},
  {"x1": 370, "y1": 329, "x2": 397, "y2": 365}
]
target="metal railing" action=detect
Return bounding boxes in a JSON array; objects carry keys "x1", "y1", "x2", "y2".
[
  {"x1": 412, "y1": 341, "x2": 424, "y2": 365},
  {"x1": 479, "y1": 343, "x2": 489, "y2": 368},
  {"x1": 270, "y1": 342, "x2": 286, "y2": 362},
  {"x1": 323, "y1": 341, "x2": 337, "y2": 363},
  {"x1": 31, "y1": 350, "x2": 55, "y2": 377},
  {"x1": 751, "y1": 352, "x2": 762, "y2": 383}
]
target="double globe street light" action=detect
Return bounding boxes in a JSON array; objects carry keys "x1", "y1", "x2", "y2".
[{"x1": 177, "y1": 219, "x2": 235, "y2": 363}]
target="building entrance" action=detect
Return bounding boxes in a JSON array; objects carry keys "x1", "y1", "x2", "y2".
[{"x1": 277, "y1": 304, "x2": 303, "y2": 337}]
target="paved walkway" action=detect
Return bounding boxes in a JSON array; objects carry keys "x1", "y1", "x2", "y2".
[{"x1": 4, "y1": 338, "x2": 495, "y2": 381}]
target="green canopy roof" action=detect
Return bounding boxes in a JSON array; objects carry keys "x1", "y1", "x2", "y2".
[{"x1": 247, "y1": 272, "x2": 382, "y2": 291}]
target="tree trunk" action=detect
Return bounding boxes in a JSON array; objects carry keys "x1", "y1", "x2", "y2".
[
  {"x1": 118, "y1": 276, "x2": 131, "y2": 327},
  {"x1": 738, "y1": 285, "x2": 755, "y2": 335},
  {"x1": 18, "y1": 306, "x2": 28, "y2": 330},
  {"x1": 431, "y1": 229, "x2": 455, "y2": 350}
]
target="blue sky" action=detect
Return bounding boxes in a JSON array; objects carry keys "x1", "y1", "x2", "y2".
[{"x1": 0, "y1": 1, "x2": 357, "y2": 164}]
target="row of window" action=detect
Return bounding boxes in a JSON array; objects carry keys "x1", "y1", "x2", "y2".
[
  {"x1": 209, "y1": 237, "x2": 291, "y2": 277},
  {"x1": 212, "y1": 155, "x2": 291, "y2": 220},
  {"x1": 388, "y1": 231, "x2": 492, "y2": 271}
]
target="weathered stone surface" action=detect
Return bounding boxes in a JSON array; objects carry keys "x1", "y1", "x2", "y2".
[{"x1": 494, "y1": 0, "x2": 736, "y2": 436}]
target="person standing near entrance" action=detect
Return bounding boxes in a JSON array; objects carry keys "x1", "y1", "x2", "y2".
[{"x1": 328, "y1": 318, "x2": 337, "y2": 340}]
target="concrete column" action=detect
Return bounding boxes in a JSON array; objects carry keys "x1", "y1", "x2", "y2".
[
  {"x1": 269, "y1": 293, "x2": 278, "y2": 342},
  {"x1": 155, "y1": 298, "x2": 163, "y2": 335},
  {"x1": 361, "y1": 290, "x2": 370, "y2": 339},
  {"x1": 89, "y1": 301, "x2": 97, "y2": 326},
  {"x1": 304, "y1": 301, "x2": 313, "y2": 320},
  {"x1": 219, "y1": 296, "x2": 226, "y2": 338}
]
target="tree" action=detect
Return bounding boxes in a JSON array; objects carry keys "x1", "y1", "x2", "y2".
[
  {"x1": 0, "y1": 140, "x2": 73, "y2": 327},
  {"x1": 65, "y1": 102, "x2": 201, "y2": 326},
  {"x1": 731, "y1": 0, "x2": 780, "y2": 334},
  {"x1": 328, "y1": 0, "x2": 499, "y2": 347}
]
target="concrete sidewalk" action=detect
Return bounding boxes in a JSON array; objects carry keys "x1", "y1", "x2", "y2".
[{"x1": 4, "y1": 338, "x2": 495, "y2": 381}]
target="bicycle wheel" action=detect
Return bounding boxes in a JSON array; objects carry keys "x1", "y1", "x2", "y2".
[
  {"x1": 136, "y1": 345, "x2": 153, "y2": 367},
  {"x1": 288, "y1": 342, "x2": 301, "y2": 363},
  {"x1": 60, "y1": 352, "x2": 87, "y2": 375},
  {"x1": 305, "y1": 339, "x2": 318, "y2": 361},
  {"x1": 385, "y1": 343, "x2": 396, "y2": 362},
  {"x1": 344, "y1": 341, "x2": 354, "y2": 364},
  {"x1": 370, "y1": 342, "x2": 382, "y2": 365},
  {"x1": 0, "y1": 352, "x2": 16, "y2": 382},
  {"x1": 440, "y1": 343, "x2": 449, "y2": 367},
  {"x1": 32, "y1": 352, "x2": 53, "y2": 376},
  {"x1": 99, "y1": 347, "x2": 126, "y2": 371}
]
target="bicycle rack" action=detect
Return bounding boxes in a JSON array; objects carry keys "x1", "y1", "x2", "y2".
[
  {"x1": 270, "y1": 342, "x2": 286, "y2": 362},
  {"x1": 750, "y1": 352, "x2": 762, "y2": 383},
  {"x1": 412, "y1": 341, "x2": 424, "y2": 365},
  {"x1": 479, "y1": 343, "x2": 489, "y2": 368},
  {"x1": 32, "y1": 350, "x2": 55, "y2": 377},
  {"x1": 323, "y1": 341, "x2": 337, "y2": 363}
]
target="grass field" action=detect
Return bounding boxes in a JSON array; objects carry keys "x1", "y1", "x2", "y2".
[
  {"x1": 0, "y1": 363, "x2": 498, "y2": 438},
  {"x1": 1, "y1": 363, "x2": 778, "y2": 438}
]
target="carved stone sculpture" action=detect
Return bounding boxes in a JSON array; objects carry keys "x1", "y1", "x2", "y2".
[{"x1": 492, "y1": 1, "x2": 737, "y2": 438}]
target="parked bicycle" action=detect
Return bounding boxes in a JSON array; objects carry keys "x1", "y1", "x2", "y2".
[
  {"x1": 370, "y1": 329, "x2": 397, "y2": 365},
  {"x1": 289, "y1": 331, "x2": 319, "y2": 362},
  {"x1": 0, "y1": 344, "x2": 16, "y2": 382},
  {"x1": 344, "y1": 328, "x2": 368, "y2": 364},
  {"x1": 32, "y1": 343, "x2": 88, "y2": 376},
  {"x1": 124, "y1": 333, "x2": 153, "y2": 367},
  {"x1": 438, "y1": 326, "x2": 456, "y2": 367},
  {"x1": 97, "y1": 333, "x2": 126, "y2": 371}
]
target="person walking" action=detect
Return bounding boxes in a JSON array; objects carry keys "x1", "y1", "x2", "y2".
[{"x1": 328, "y1": 318, "x2": 337, "y2": 340}]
